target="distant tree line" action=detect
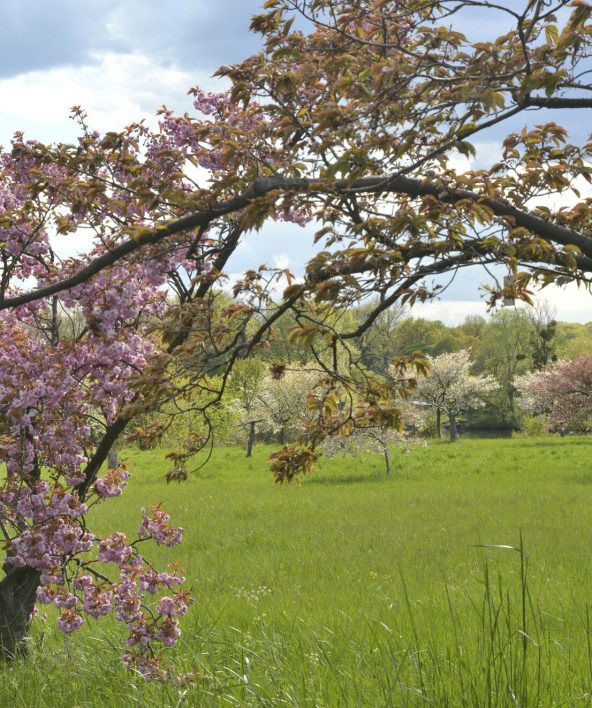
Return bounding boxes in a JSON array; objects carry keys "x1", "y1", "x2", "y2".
[{"x1": 128, "y1": 295, "x2": 592, "y2": 460}]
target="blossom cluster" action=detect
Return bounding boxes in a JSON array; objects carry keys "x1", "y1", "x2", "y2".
[
  {"x1": 0, "y1": 69, "x2": 290, "y2": 677},
  {"x1": 95, "y1": 467, "x2": 130, "y2": 498},
  {"x1": 0, "y1": 133, "x2": 196, "y2": 676},
  {"x1": 139, "y1": 505, "x2": 184, "y2": 547},
  {"x1": 29, "y1": 509, "x2": 186, "y2": 673}
]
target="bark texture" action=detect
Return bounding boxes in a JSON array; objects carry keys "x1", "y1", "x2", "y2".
[{"x1": 0, "y1": 566, "x2": 41, "y2": 658}]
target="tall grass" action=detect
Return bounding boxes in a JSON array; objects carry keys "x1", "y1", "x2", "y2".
[{"x1": 3, "y1": 436, "x2": 592, "y2": 705}]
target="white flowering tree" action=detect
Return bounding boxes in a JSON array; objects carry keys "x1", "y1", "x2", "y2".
[
  {"x1": 514, "y1": 370, "x2": 548, "y2": 416},
  {"x1": 229, "y1": 365, "x2": 321, "y2": 451},
  {"x1": 260, "y1": 369, "x2": 318, "y2": 444},
  {"x1": 414, "y1": 350, "x2": 498, "y2": 441},
  {"x1": 321, "y1": 401, "x2": 427, "y2": 475}
]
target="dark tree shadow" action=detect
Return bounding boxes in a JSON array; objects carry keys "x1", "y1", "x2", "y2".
[{"x1": 305, "y1": 472, "x2": 391, "y2": 486}]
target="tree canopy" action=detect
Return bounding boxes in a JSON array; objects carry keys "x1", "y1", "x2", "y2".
[{"x1": 0, "y1": 0, "x2": 591, "y2": 673}]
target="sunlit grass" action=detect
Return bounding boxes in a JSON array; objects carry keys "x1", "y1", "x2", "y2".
[{"x1": 4, "y1": 436, "x2": 592, "y2": 705}]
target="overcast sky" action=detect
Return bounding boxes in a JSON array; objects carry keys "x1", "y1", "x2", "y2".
[{"x1": 0, "y1": 0, "x2": 589, "y2": 324}]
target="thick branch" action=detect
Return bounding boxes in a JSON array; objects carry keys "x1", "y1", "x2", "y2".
[
  {"x1": 0, "y1": 185, "x2": 265, "y2": 311},
  {"x1": 76, "y1": 225, "x2": 247, "y2": 499},
  {"x1": 522, "y1": 96, "x2": 592, "y2": 109},
  {"x1": 77, "y1": 417, "x2": 129, "y2": 501},
  {"x1": 335, "y1": 175, "x2": 592, "y2": 260},
  {"x1": 3, "y1": 173, "x2": 591, "y2": 313}
]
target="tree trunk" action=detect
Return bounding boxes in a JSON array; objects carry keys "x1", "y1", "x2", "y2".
[
  {"x1": 382, "y1": 441, "x2": 391, "y2": 475},
  {"x1": 0, "y1": 566, "x2": 40, "y2": 659},
  {"x1": 246, "y1": 421, "x2": 256, "y2": 458},
  {"x1": 279, "y1": 427, "x2": 285, "y2": 445},
  {"x1": 107, "y1": 448, "x2": 118, "y2": 469},
  {"x1": 449, "y1": 412, "x2": 458, "y2": 442},
  {"x1": 508, "y1": 387, "x2": 516, "y2": 427},
  {"x1": 436, "y1": 409, "x2": 441, "y2": 438}
]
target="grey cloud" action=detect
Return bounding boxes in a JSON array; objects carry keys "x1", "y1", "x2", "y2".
[
  {"x1": 0, "y1": 0, "x2": 122, "y2": 77},
  {"x1": 105, "y1": 0, "x2": 263, "y2": 72},
  {"x1": 0, "y1": 0, "x2": 264, "y2": 79}
]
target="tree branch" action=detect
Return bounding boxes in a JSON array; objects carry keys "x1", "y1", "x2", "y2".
[
  {"x1": 3, "y1": 172, "x2": 591, "y2": 314},
  {"x1": 522, "y1": 96, "x2": 592, "y2": 109}
]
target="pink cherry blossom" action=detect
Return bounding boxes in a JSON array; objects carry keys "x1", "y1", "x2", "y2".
[
  {"x1": 138, "y1": 506, "x2": 183, "y2": 547},
  {"x1": 95, "y1": 468, "x2": 130, "y2": 498},
  {"x1": 57, "y1": 611, "x2": 84, "y2": 635},
  {"x1": 97, "y1": 533, "x2": 133, "y2": 564}
]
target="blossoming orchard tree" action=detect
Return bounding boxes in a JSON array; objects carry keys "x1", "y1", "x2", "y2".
[
  {"x1": 414, "y1": 350, "x2": 499, "y2": 440},
  {"x1": 516, "y1": 357, "x2": 592, "y2": 433},
  {"x1": 321, "y1": 401, "x2": 427, "y2": 474},
  {"x1": 260, "y1": 368, "x2": 319, "y2": 444},
  {"x1": 227, "y1": 358, "x2": 269, "y2": 456},
  {"x1": 0, "y1": 0, "x2": 592, "y2": 672}
]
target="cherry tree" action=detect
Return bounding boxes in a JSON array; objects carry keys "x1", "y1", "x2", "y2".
[
  {"x1": 0, "y1": 0, "x2": 591, "y2": 671},
  {"x1": 321, "y1": 401, "x2": 427, "y2": 475},
  {"x1": 0, "y1": 157, "x2": 198, "y2": 671},
  {"x1": 260, "y1": 368, "x2": 318, "y2": 444},
  {"x1": 516, "y1": 358, "x2": 592, "y2": 434},
  {"x1": 413, "y1": 350, "x2": 498, "y2": 441}
]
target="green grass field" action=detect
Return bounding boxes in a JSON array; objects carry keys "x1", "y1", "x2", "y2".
[{"x1": 4, "y1": 436, "x2": 592, "y2": 706}]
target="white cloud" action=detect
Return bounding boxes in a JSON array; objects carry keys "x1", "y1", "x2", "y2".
[
  {"x1": 50, "y1": 231, "x2": 95, "y2": 260},
  {"x1": 447, "y1": 141, "x2": 503, "y2": 173},
  {"x1": 413, "y1": 299, "x2": 489, "y2": 324},
  {"x1": 0, "y1": 52, "x2": 216, "y2": 144},
  {"x1": 533, "y1": 283, "x2": 592, "y2": 323},
  {"x1": 413, "y1": 282, "x2": 592, "y2": 325}
]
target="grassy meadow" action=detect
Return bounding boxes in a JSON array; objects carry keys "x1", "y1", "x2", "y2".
[{"x1": 4, "y1": 436, "x2": 592, "y2": 706}]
